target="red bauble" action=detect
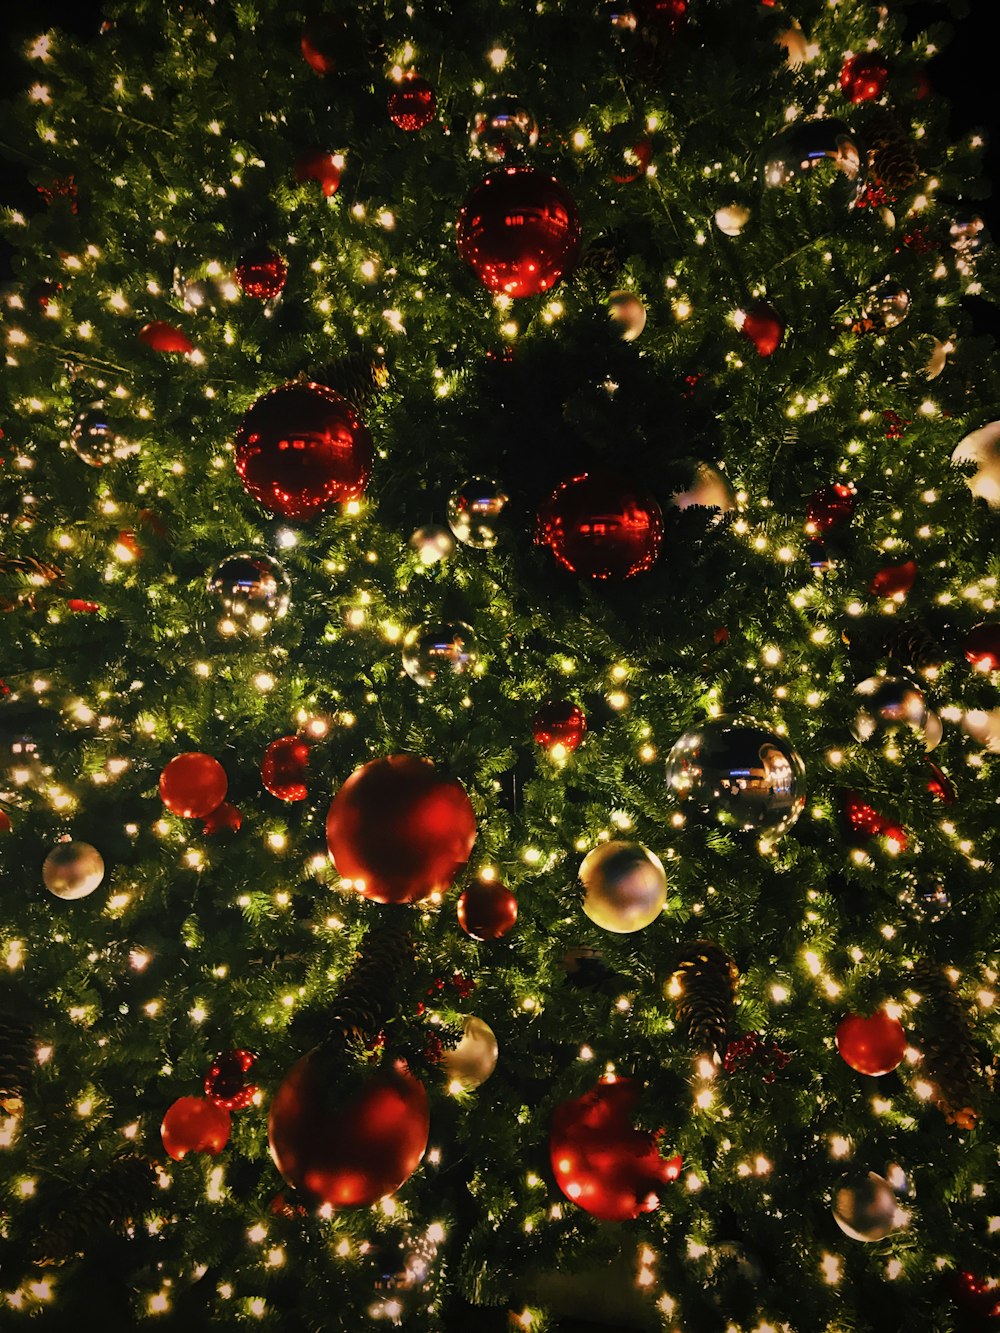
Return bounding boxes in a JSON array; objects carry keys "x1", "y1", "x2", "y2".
[
  {"x1": 550, "y1": 1078, "x2": 681, "y2": 1221},
  {"x1": 926, "y1": 760, "x2": 957, "y2": 805},
  {"x1": 203, "y1": 801, "x2": 243, "y2": 835},
  {"x1": 840, "y1": 52, "x2": 890, "y2": 103},
  {"x1": 66, "y1": 598, "x2": 101, "y2": 613},
  {"x1": 457, "y1": 167, "x2": 582, "y2": 299},
  {"x1": 262, "y1": 735, "x2": 310, "y2": 802},
  {"x1": 268, "y1": 1050, "x2": 429, "y2": 1209},
  {"x1": 532, "y1": 701, "x2": 587, "y2": 753},
  {"x1": 233, "y1": 381, "x2": 373, "y2": 521},
  {"x1": 235, "y1": 248, "x2": 288, "y2": 300},
  {"x1": 300, "y1": 16, "x2": 339, "y2": 75},
  {"x1": 738, "y1": 301, "x2": 784, "y2": 357},
  {"x1": 806, "y1": 483, "x2": 856, "y2": 534},
  {"x1": 869, "y1": 559, "x2": 917, "y2": 599},
  {"x1": 159, "y1": 752, "x2": 228, "y2": 819},
  {"x1": 294, "y1": 149, "x2": 342, "y2": 197},
  {"x1": 610, "y1": 137, "x2": 652, "y2": 184},
  {"x1": 205, "y1": 1049, "x2": 258, "y2": 1111},
  {"x1": 536, "y1": 472, "x2": 663, "y2": 580},
  {"x1": 138, "y1": 321, "x2": 194, "y2": 354},
  {"x1": 965, "y1": 623, "x2": 1000, "y2": 673},
  {"x1": 388, "y1": 74, "x2": 437, "y2": 131},
  {"x1": 840, "y1": 790, "x2": 908, "y2": 851},
  {"x1": 835, "y1": 1011, "x2": 906, "y2": 1077},
  {"x1": 457, "y1": 878, "x2": 519, "y2": 941},
  {"x1": 161, "y1": 1095, "x2": 231, "y2": 1161},
  {"x1": 326, "y1": 755, "x2": 476, "y2": 905}
]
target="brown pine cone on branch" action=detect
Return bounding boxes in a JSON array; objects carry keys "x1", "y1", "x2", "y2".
[
  {"x1": 327, "y1": 911, "x2": 416, "y2": 1053},
  {"x1": 40, "y1": 1154, "x2": 158, "y2": 1265},
  {"x1": 863, "y1": 109, "x2": 920, "y2": 196},
  {"x1": 0, "y1": 1011, "x2": 36, "y2": 1110},
  {"x1": 667, "y1": 942, "x2": 739, "y2": 1056},
  {"x1": 910, "y1": 960, "x2": 989, "y2": 1130}
]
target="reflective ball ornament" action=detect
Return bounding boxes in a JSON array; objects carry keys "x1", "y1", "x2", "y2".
[
  {"x1": 608, "y1": 291, "x2": 647, "y2": 341},
  {"x1": 388, "y1": 74, "x2": 437, "y2": 131},
  {"x1": 161, "y1": 1095, "x2": 231, "y2": 1161},
  {"x1": 442, "y1": 1016, "x2": 499, "y2": 1091},
  {"x1": 470, "y1": 97, "x2": 538, "y2": 163},
  {"x1": 457, "y1": 878, "x2": 518, "y2": 941},
  {"x1": 715, "y1": 203, "x2": 751, "y2": 236},
  {"x1": 205, "y1": 1049, "x2": 258, "y2": 1111},
  {"x1": 840, "y1": 52, "x2": 890, "y2": 103},
  {"x1": 447, "y1": 478, "x2": 509, "y2": 549},
  {"x1": 268, "y1": 1049, "x2": 429, "y2": 1209},
  {"x1": 836, "y1": 1011, "x2": 906, "y2": 1077},
  {"x1": 851, "y1": 676, "x2": 927, "y2": 743},
  {"x1": 953, "y1": 421, "x2": 1000, "y2": 508},
  {"x1": 206, "y1": 551, "x2": 291, "y2": 640},
  {"x1": 160, "y1": 752, "x2": 228, "y2": 819},
  {"x1": 899, "y1": 875, "x2": 951, "y2": 922},
  {"x1": 760, "y1": 118, "x2": 863, "y2": 194},
  {"x1": 580, "y1": 841, "x2": 667, "y2": 934},
  {"x1": 964, "y1": 623, "x2": 1000, "y2": 673},
  {"x1": 234, "y1": 382, "x2": 373, "y2": 520},
  {"x1": 832, "y1": 1171, "x2": 902, "y2": 1243},
  {"x1": 42, "y1": 841, "x2": 105, "y2": 901},
  {"x1": 550, "y1": 1078, "x2": 681, "y2": 1221},
  {"x1": 402, "y1": 622, "x2": 479, "y2": 687},
  {"x1": 532, "y1": 701, "x2": 587, "y2": 754},
  {"x1": 326, "y1": 755, "x2": 476, "y2": 905},
  {"x1": 410, "y1": 524, "x2": 456, "y2": 565},
  {"x1": 70, "y1": 402, "x2": 135, "y2": 467},
  {"x1": 669, "y1": 461, "x2": 736, "y2": 517},
  {"x1": 536, "y1": 472, "x2": 663, "y2": 580},
  {"x1": 457, "y1": 167, "x2": 582, "y2": 299},
  {"x1": 666, "y1": 717, "x2": 806, "y2": 838},
  {"x1": 261, "y1": 736, "x2": 310, "y2": 802},
  {"x1": 235, "y1": 248, "x2": 287, "y2": 301},
  {"x1": 857, "y1": 281, "x2": 910, "y2": 333}
]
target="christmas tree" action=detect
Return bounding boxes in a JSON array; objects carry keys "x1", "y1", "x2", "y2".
[{"x1": 2, "y1": 1, "x2": 1000, "y2": 1329}]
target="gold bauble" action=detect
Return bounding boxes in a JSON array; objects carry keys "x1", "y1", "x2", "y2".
[
  {"x1": 442, "y1": 1016, "x2": 498, "y2": 1091},
  {"x1": 579, "y1": 841, "x2": 667, "y2": 934}
]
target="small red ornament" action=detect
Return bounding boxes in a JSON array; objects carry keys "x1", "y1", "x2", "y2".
[
  {"x1": 806, "y1": 483, "x2": 856, "y2": 534},
  {"x1": 261, "y1": 736, "x2": 310, "y2": 802},
  {"x1": 294, "y1": 149, "x2": 342, "y2": 197},
  {"x1": 457, "y1": 878, "x2": 519, "y2": 941},
  {"x1": 138, "y1": 321, "x2": 194, "y2": 354},
  {"x1": 532, "y1": 701, "x2": 587, "y2": 753},
  {"x1": 840, "y1": 52, "x2": 890, "y2": 104},
  {"x1": 737, "y1": 301, "x2": 784, "y2": 357},
  {"x1": 203, "y1": 801, "x2": 243, "y2": 835},
  {"x1": 869, "y1": 559, "x2": 917, "y2": 599},
  {"x1": 326, "y1": 754, "x2": 476, "y2": 905},
  {"x1": 964, "y1": 623, "x2": 1000, "y2": 673},
  {"x1": 233, "y1": 381, "x2": 373, "y2": 521},
  {"x1": 536, "y1": 472, "x2": 663, "y2": 580},
  {"x1": 388, "y1": 74, "x2": 437, "y2": 131},
  {"x1": 205, "y1": 1049, "x2": 258, "y2": 1111},
  {"x1": 235, "y1": 248, "x2": 288, "y2": 300},
  {"x1": 835, "y1": 1011, "x2": 906, "y2": 1077},
  {"x1": 457, "y1": 167, "x2": 582, "y2": 299},
  {"x1": 611, "y1": 137, "x2": 652, "y2": 184},
  {"x1": 0, "y1": 811, "x2": 11, "y2": 834},
  {"x1": 161, "y1": 1095, "x2": 231, "y2": 1161},
  {"x1": 159, "y1": 752, "x2": 228, "y2": 819},
  {"x1": 66, "y1": 599, "x2": 101, "y2": 613},
  {"x1": 300, "y1": 16, "x2": 339, "y2": 75},
  {"x1": 840, "y1": 790, "x2": 908, "y2": 852},
  {"x1": 268, "y1": 1051, "x2": 429, "y2": 1209},
  {"x1": 550, "y1": 1078, "x2": 681, "y2": 1221},
  {"x1": 926, "y1": 760, "x2": 956, "y2": 805}
]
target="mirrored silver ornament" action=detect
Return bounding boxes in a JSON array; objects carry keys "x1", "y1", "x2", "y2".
[
  {"x1": 447, "y1": 478, "x2": 510, "y2": 549},
  {"x1": 851, "y1": 676, "x2": 927, "y2": 743},
  {"x1": 760, "y1": 118, "x2": 863, "y2": 195},
  {"x1": 42, "y1": 840, "x2": 105, "y2": 901},
  {"x1": 665, "y1": 716, "x2": 806, "y2": 838},
  {"x1": 832, "y1": 1171, "x2": 905, "y2": 1242},
  {"x1": 410, "y1": 524, "x2": 456, "y2": 565},
  {"x1": 579, "y1": 840, "x2": 667, "y2": 933},
  {"x1": 899, "y1": 875, "x2": 951, "y2": 922},
  {"x1": 470, "y1": 97, "x2": 538, "y2": 163},
  {"x1": 669, "y1": 461, "x2": 737, "y2": 517},
  {"x1": 608, "y1": 291, "x2": 647, "y2": 341},
  {"x1": 206, "y1": 551, "x2": 291, "y2": 640},
  {"x1": 69, "y1": 402, "x2": 137, "y2": 467},
  {"x1": 869, "y1": 281, "x2": 910, "y2": 330},
  {"x1": 172, "y1": 263, "x2": 236, "y2": 312},
  {"x1": 402, "y1": 621, "x2": 479, "y2": 686}
]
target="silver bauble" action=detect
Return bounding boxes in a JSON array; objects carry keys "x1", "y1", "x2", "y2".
[
  {"x1": 410, "y1": 524, "x2": 456, "y2": 566},
  {"x1": 851, "y1": 677, "x2": 927, "y2": 743},
  {"x1": 669, "y1": 461, "x2": 737, "y2": 517},
  {"x1": 447, "y1": 478, "x2": 509, "y2": 549},
  {"x1": 899, "y1": 877, "x2": 951, "y2": 922},
  {"x1": 69, "y1": 402, "x2": 136, "y2": 467},
  {"x1": 206, "y1": 552, "x2": 291, "y2": 639},
  {"x1": 760, "y1": 118, "x2": 863, "y2": 195},
  {"x1": 442, "y1": 1016, "x2": 499, "y2": 1091},
  {"x1": 665, "y1": 717, "x2": 805, "y2": 838},
  {"x1": 608, "y1": 291, "x2": 647, "y2": 342},
  {"x1": 922, "y1": 709, "x2": 943, "y2": 753},
  {"x1": 470, "y1": 97, "x2": 538, "y2": 163},
  {"x1": 43, "y1": 841, "x2": 105, "y2": 901},
  {"x1": 868, "y1": 281, "x2": 910, "y2": 330},
  {"x1": 832, "y1": 1171, "x2": 904, "y2": 1243},
  {"x1": 715, "y1": 203, "x2": 751, "y2": 236},
  {"x1": 402, "y1": 622, "x2": 479, "y2": 686},
  {"x1": 579, "y1": 840, "x2": 667, "y2": 934},
  {"x1": 952, "y1": 421, "x2": 1000, "y2": 508}
]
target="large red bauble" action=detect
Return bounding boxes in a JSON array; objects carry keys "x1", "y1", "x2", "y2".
[
  {"x1": 205, "y1": 1049, "x2": 258, "y2": 1111},
  {"x1": 457, "y1": 167, "x2": 582, "y2": 299},
  {"x1": 840, "y1": 52, "x2": 890, "y2": 104},
  {"x1": 161, "y1": 1095, "x2": 231, "y2": 1161},
  {"x1": 869, "y1": 559, "x2": 917, "y2": 599},
  {"x1": 326, "y1": 755, "x2": 476, "y2": 905},
  {"x1": 550, "y1": 1078, "x2": 681, "y2": 1221},
  {"x1": 388, "y1": 74, "x2": 437, "y2": 131},
  {"x1": 138, "y1": 321, "x2": 194, "y2": 354},
  {"x1": 532, "y1": 700, "x2": 587, "y2": 753},
  {"x1": 233, "y1": 381, "x2": 373, "y2": 521},
  {"x1": 457, "y1": 878, "x2": 518, "y2": 941},
  {"x1": 268, "y1": 1051, "x2": 429, "y2": 1209},
  {"x1": 536, "y1": 472, "x2": 663, "y2": 580},
  {"x1": 836, "y1": 1011, "x2": 906, "y2": 1077},
  {"x1": 965, "y1": 623, "x2": 1000, "y2": 673},
  {"x1": 262, "y1": 735, "x2": 310, "y2": 802},
  {"x1": 294, "y1": 149, "x2": 342, "y2": 197},
  {"x1": 159, "y1": 752, "x2": 228, "y2": 819},
  {"x1": 235, "y1": 248, "x2": 288, "y2": 300}
]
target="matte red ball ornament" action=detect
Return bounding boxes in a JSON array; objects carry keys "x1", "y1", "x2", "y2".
[
  {"x1": 550, "y1": 1078, "x2": 681, "y2": 1221},
  {"x1": 203, "y1": 801, "x2": 243, "y2": 835},
  {"x1": 388, "y1": 74, "x2": 437, "y2": 131},
  {"x1": 233, "y1": 381, "x2": 373, "y2": 520},
  {"x1": 536, "y1": 472, "x2": 663, "y2": 580},
  {"x1": 532, "y1": 701, "x2": 587, "y2": 753},
  {"x1": 869, "y1": 559, "x2": 917, "y2": 599},
  {"x1": 840, "y1": 52, "x2": 890, "y2": 104},
  {"x1": 294, "y1": 149, "x2": 342, "y2": 197},
  {"x1": 326, "y1": 755, "x2": 476, "y2": 905},
  {"x1": 262, "y1": 736, "x2": 310, "y2": 802},
  {"x1": 737, "y1": 301, "x2": 784, "y2": 357},
  {"x1": 138, "y1": 321, "x2": 193, "y2": 354},
  {"x1": 235, "y1": 248, "x2": 288, "y2": 300},
  {"x1": 806, "y1": 483, "x2": 856, "y2": 534},
  {"x1": 268, "y1": 1050, "x2": 429, "y2": 1209},
  {"x1": 836, "y1": 1011, "x2": 906, "y2": 1077},
  {"x1": 205, "y1": 1049, "x2": 258, "y2": 1111},
  {"x1": 457, "y1": 167, "x2": 582, "y2": 299},
  {"x1": 964, "y1": 623, "x2": 1000, "y2": 673},
  {"x1": 161, "y1": 1095, "x2": 231, "y2": 1160},
  {"x1": 160, "y1": 752, "x2": 228, "y2": 819},
  {"x1": 457, "y1": 878, "x2": 519, "y2": 941}
]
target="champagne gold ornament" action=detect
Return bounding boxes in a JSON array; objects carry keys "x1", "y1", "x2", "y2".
[
  {"x1": 42, "y1": 841, "x2": 105, "y2": 901},
  {"x1": 952, "y1": 421, "x2": 1000, "y2": 507},
  {"x1": 832, "y1": 1172, "x2": 905, "y2": 1242},
  {"x1": 441, "y1": 1016, "x2": 498, "y2": 1091},
  {"x1": 579, "y1": 841, "x2": 667, "y2": 933}
]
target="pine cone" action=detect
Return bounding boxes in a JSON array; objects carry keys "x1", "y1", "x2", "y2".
[
  {"x1": 328, "y1": 913, "x2": 415, "y2": 1050},
  {"x1": 315, "y1": 352, "x2": 389, "y2": 409},
  {"x1": 669, "y1": 942, "x2": 739, "y2": 1056},
  {"x1": 911, "y1": 961, "x2": 987, "y2": 1130},
  {"x1": 0, "y1": 1012, "x2": 35, "y2": 1105},
  {"x1": 883, "y1": 619, "x2": 947, "y2": 671},
  {"x1": 864, "y1": 111, "x2": 919, "y2": 195},
  {"x1": 41, "y1": 1154, "x2": 157, "y2": 1264}
]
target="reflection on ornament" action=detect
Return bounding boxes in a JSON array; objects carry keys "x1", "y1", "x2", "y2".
[
  {"x1": 532, "y1": 700, "x2": 587, "y2": 754},
  {"x1": 715, "y1": 203, "x2": 751, "y2": 236},
  {"x1": 666, "y1": 716, "x2": 805, "y2": 838},
  {"x1": 206, "y1": 551, "x2": 291, "y2": 639},
  {"x1": 806, "y1": 482, "x2": 855, "y2": 534},
  {"x1": 669, "y1": 461, "x2": 736, "y2": 516},
  {"x1": 442, "y1": 1016, "x2": 498, "y2": 1091},
  {"x1": 261, "y1": 736, "x2": 310, "y2": 801},
  {"x1": 235, "y1": 248, "x2": 287, "y2": 301},
  {"x1": 952, "y1": 420, "x2": 1000, "y2": 507},
  {"x1": 868, "y1": 558, "x2": 917, "y2": 599},
  {"x1": 410, "y1": 524, "x2": 456, "y2": 565},
  {"x1": 402, "y1": 622, "x2": 479, "y2": 686},
  {"x1": 447, "y1": 478, "x2": 509, "y2": 549},
  {"x1": 832, "y1": 1171, "x2": 905, "y2": 1242},
  {"x1": 470, "y1": 97, "x2": 538, "y2": 163},
  {"x1": 536, "y1": 472, "x2": 663, "y2": 580},
  {"x1": 851, "y1": 676, "x2": 926, "y2": 743},
  {"x1": 294, "y1": 148, "x2": 342, "y2": 196},
  {"x1": 760, "y1": 118, "x2": 863, "y2": 193},
  {"x1": 138, "y1": 321, "x2": 193, "y2": 354},
  {"x1": 867, "y1": 281, "x2": 910, "y2": 330},
  {"x1": 388, "y1": 74, "x2": 437, "y2": 132},
  {"x1": 922, "y1": 709, "x2": 943, "y2": 753},
  {"x1": 42, "y1": 841, "x2": 105, "y2": 900},
  {"x1": 776, "y1": 25, "x2": 808, "y2": 69},
  {"x1": 205, "y1": 1049, "x2": 258, "y2": 1110},
  {"x1": 457, "y1": 167, "x2": 582, "y2": 298},
  {"x1": 160, "y1": 752, "x2": 228, "y2": 819},
  {"x1": 161, "y1": 1096, "x2": 231, "y2": 1161},
  {"x1": 69, "y1": 403, "x2": 137, "y2": 467},
  {"x1": 579, "y1": 840, "x2": 667, "y2": 933},
  {"x1": 609, "y1": 136, "x2": 652, "y2": 184},
  {"x1": 899, "y1": 875, "x2": 951, "y2": 922},
  {"x1": 836, "y1": 1010, "x2": 906, "y2": 1076},
  {"x1": 608, "y1": 291, "x2": 646, "y2": 341},
  {"x1": 950, "y1": 214, "x2": 988, "y2": 257},
  {"x1": 839, "y1": 52, "x2": 890, "y2": 103}
]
